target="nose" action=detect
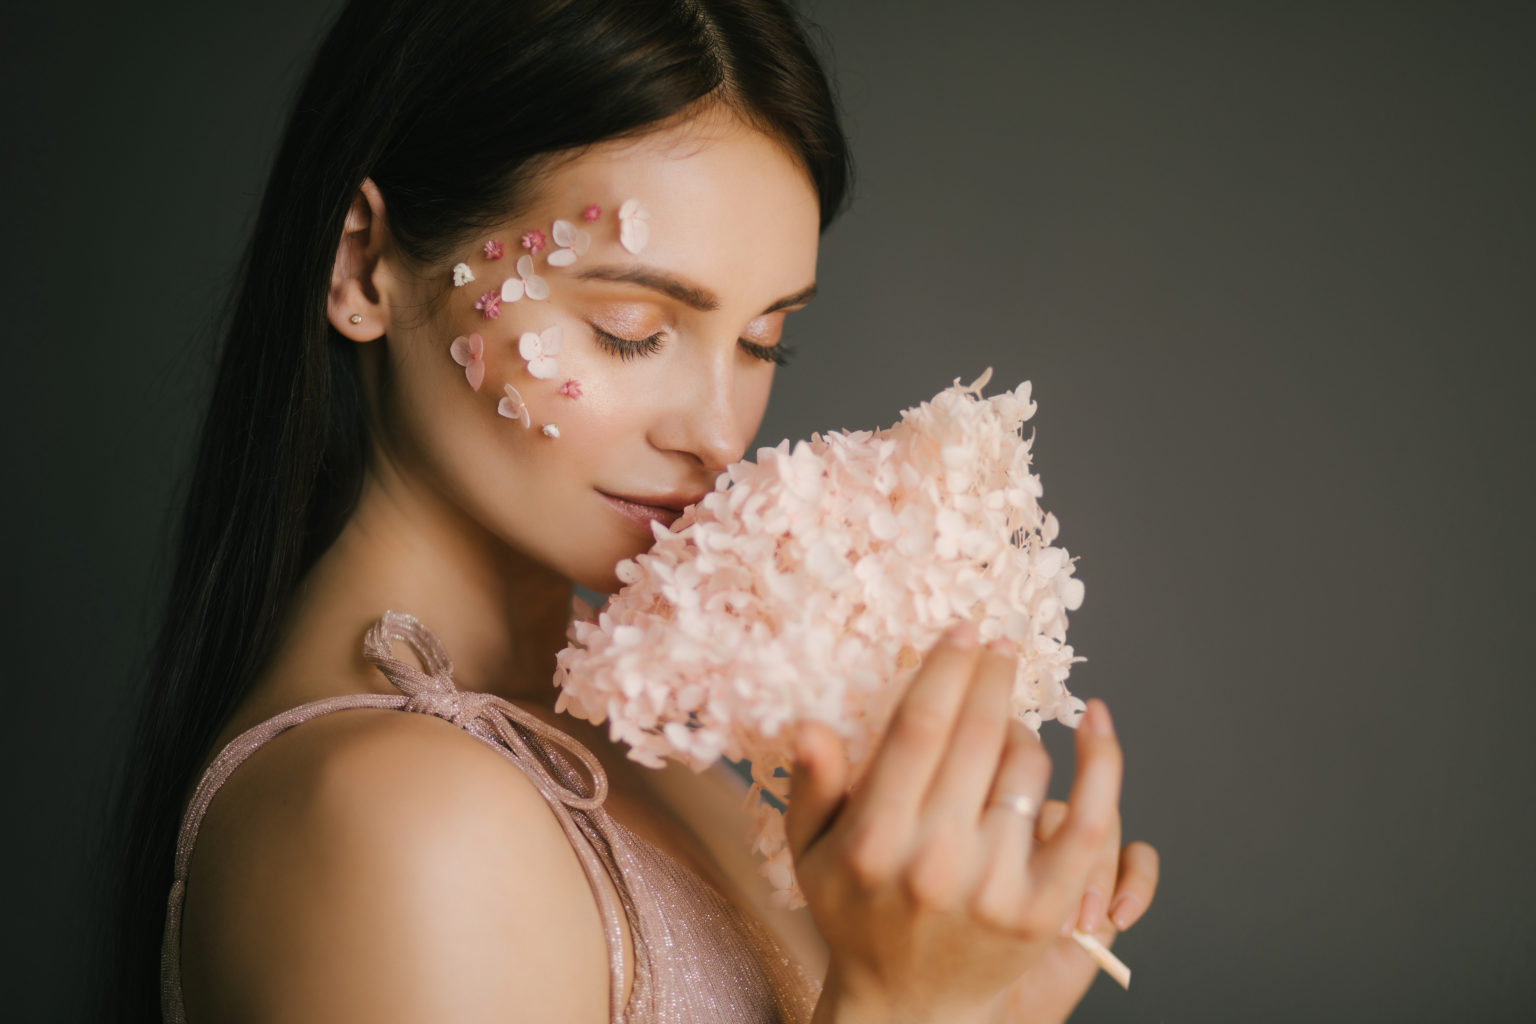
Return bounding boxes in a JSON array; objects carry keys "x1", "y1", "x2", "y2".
[{"x1": 649, "y1": 344, "x2": 755, "y2": 473}]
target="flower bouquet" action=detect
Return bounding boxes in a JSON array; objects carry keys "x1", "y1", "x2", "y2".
[{"x1": 554, "y1": 366, "x2": 1094, "y2": 898}]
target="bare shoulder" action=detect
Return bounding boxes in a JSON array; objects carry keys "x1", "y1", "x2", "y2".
[{"x1": 179, "y1": 707, "x2": 615, "y2": 1024}]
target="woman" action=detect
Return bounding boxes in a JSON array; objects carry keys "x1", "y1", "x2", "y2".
[{"x1": 105, "y1": 1, "x2": 1158, "y2": 1020}]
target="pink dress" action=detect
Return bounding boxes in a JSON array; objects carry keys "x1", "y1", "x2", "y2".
[{"x1": 160, "y1": 611, "x2": 823, "y2": 1022}]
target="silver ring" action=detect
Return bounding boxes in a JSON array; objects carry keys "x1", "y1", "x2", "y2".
[{"x1": 987, "y1": 793, "x2": 1039, "y2": 818}]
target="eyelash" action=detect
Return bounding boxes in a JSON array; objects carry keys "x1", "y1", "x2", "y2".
[{"x1": 591, "y1": 328, "x2": 797, "y2": 367}]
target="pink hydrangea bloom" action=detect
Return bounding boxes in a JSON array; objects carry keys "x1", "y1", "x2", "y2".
[
  {"x1": 559, "y1": 378, "x2": 583, "y2": 398},
  {"x1": 473, "y1": 291, "x2": 500, "y2": 319},
  {"x1": 554, "y1": 368, "x2": 1087, "y2": 909},
  {"x1": 483, "y1": 239, "x2": 504, "y2": 260},
  {"x1": 582, "y1": 203, "x2": 602, "y2": 222},
  {"x1": 520, "y1": 229, "x2": 547, "y2": 255}
]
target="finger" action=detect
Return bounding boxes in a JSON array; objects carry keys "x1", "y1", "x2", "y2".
[
  {"x1": 1033, "y1": 700, "x2": 1123, "y2": 891},
  {"x1": 920, "y1": 639, "x2": 1017, "y2": 826},
  {"x1": 1107, "y1": 841, "x2": 1160, "y2": 931},
  {"x1": 969, "y1": 719, "x2": 1051, "y2": 925},
  {"x1": 785, "y1": 720, "x2": 849, "y2": 861},
  {"x1": 849, "y1": 622, "x2": 983, "y2": 837},
  {"x1": 1033, "y1": 799, "x2": 1069, "y2": 844},
  {"x1": 1074, "y1": 810, "x2": 1122, "y2": 934}
]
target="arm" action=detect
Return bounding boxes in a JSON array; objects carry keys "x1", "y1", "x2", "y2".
[{"x1": 180, "y1": 711, "x2": 614, "y2": 1023}]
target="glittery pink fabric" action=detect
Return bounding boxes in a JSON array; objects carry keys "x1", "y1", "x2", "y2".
[{"x1": 161, "y1": 611, "x2": 823, "y2": 1022}]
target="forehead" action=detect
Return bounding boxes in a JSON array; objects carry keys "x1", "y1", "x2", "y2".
[{"x1": 527, "y1": 110, "x2": 821, "y2": 304}]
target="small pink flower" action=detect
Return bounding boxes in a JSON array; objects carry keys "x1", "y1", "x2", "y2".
[
  {"x1": 474, "y1": 291, "x2": 501, "y2": 319},
  {"x1": 450, "y1": 333, "x2": 486, "y2": 391},
  {"x1": 521, "y1": 229, "x2": 547, "y2": 255},
  {"x1": 483, "y1": 239, "x2": 504, "y2": 260},
  {"x1": 582, "y1": 203, "x2": 601, "y2": 223},
  {"x1": 559, "y1": 378, "x2": 583, "y2": 398}
]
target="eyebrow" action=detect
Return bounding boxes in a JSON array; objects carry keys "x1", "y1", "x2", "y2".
[{"x1": 573, "y1": 264, "x2": 818, "y2": 316}]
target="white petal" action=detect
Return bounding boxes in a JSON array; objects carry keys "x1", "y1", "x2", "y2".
[
  {"x1": 497, "y1": 384, "x2": 529, "y2": 426},
  {"x1": 524, "y1": 274, "x2": 550, "y2": 301},
  {"x1": 452, "y1": 262, "x2": 474, "y2": 286},
  {"x1": 529, "y1": 356, "x2": 559, "y2": 379},
  {"x1": 541, "y1": 324, "x2": 563, "y2": 354},
  {"x1": 546, "y1": 248, "x2": 577, "y2": 267},
  {"x1": 500, "y1": 277, "x2": 525, "y2": 302},
  {"x1": 552, "y1": 219, "x2": 575, "y2": 247},
  {"x1": 620, "y1": 218, "x2": 650, "y2": 254},
  {"x1": 518, "y1": 332, "x2": 541, "y2": 360},
  {"x1": 542, "y1": 423, "x2": 561, "y2": 438},
  {"x1": 572, "y1": 228, "x2": 590, "y2": 255},
  {"x1": 619, "y1": 198, "x2": 640, "y2": 220},
  {"x1": 516, "y1": 254, "x2": 535, "y2": 278}
]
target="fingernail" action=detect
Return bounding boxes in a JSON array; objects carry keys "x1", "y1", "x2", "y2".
[
  {"x1": 1085, "y1": 700, "x2": 1114, "y2": 736},
  {"x1": 1059, "y1": 916, "x2": 1075, "y2": 937},
  {"x1": 792, "y1": 725, "x2": 812, "y2": 767},
  {"x1": 946, "y1": 620, "x2": 979, "y2": 648},
  {"x1": 1077, "y1": 886, "x2": 1105, "y2": 932},
  {"x1": 1109, "y1": 894, "x2": 1139, "y2": 930}
]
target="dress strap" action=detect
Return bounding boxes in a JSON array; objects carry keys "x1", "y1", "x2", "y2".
[
  {"x1": 362, "y1": 610, "x2": 608, "y2": 812},
  {"x1": 163, "y1": 610, "x2": 625, "y2": 1024}
]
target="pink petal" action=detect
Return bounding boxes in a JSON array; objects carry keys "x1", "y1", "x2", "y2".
[
  {"x1": 582, "y1": 203, "x2": 601, "y2": 222},
  {"x1": 498, "y1": 384, "x2": 530, "y2": 428},
  {"x1": 465, "y1": 358, "x2": 485, "y2": 391},
  {"x1": 482, "y1": 239, "x2": 504, "y2": 260},
  {"x1": 450, "y1": 335, "x2": 473, "y2": 367}
]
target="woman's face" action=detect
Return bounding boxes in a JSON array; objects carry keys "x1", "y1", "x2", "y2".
[{"x1": 370, "y1": 109, "x2": 821, "y2": 592}]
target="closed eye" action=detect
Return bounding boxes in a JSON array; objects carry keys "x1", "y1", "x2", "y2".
[{"x1": 590, "y1": 327, "x2": 795, "y2": 366}]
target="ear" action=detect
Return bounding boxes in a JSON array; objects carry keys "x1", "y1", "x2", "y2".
[{"x1": 327, "y1": 178, "x2": 394, "y2": 341}]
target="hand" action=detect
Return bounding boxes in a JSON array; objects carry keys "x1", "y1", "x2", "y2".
[
  {"x1": 995, "y1": 801, "x2": 1160, "y2": 1023},
  {"x1": 787, "y1": 622, "x2": 1126, "y2": 1023}
]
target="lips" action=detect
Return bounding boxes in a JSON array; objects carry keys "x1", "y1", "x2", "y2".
[
  {"x1": 597, "y1": 489, "x2": 707, "y2": 533},
  {"x1": 597, "y1": 489, "x2": 709, "y2": 513}
]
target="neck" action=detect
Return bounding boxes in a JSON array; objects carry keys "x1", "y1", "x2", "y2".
[{"x1": 261, "y1": 463, "x2": 579, "y2": 710}]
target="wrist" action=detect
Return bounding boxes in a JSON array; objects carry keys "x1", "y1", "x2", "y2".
[{"x1": 812, "y1": 965, "x2": 1003, "y2": 1024}]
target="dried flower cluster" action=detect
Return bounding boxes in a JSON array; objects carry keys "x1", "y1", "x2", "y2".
[{"x1": 554, "y1": 368, "x2": 1087, "y2": 907}]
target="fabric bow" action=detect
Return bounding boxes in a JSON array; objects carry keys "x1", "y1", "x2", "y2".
[{"x1": 362, "y1": 611, "x2": 608, "y2": 811}]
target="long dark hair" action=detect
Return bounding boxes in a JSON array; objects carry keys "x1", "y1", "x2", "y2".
[{"x1": 95, "y1": 1, "x2": 850, "y2": 1017}]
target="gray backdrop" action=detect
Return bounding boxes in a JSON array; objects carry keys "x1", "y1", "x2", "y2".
[{"x1": 6, "y1": 1, "x2": 1533, "y2": 1020}]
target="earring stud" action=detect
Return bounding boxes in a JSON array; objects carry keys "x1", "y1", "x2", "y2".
[{"x1": 349, "y1": 314, "x2": 363, "y2": 324}]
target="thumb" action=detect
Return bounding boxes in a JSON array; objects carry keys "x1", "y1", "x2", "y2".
[{"x1": 785, "y1": 720, "x2": 848, "y2": 862}]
